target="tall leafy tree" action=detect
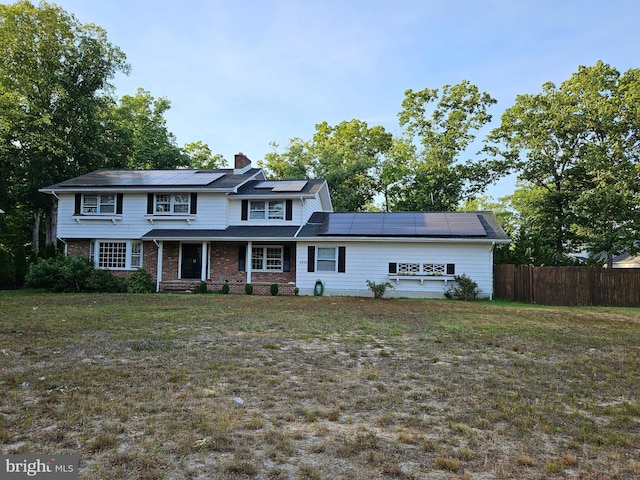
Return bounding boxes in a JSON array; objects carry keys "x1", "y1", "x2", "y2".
[
  {"x1": 261, "y1": 120, "x2": 393, "y2": 212},
  {"x1": 489, "y1": 61, "x2": 640, "y2": 264},
  {"x1": 183, "y1": 141, "x2": 227, "y2": 169},
  {"x1": 0, "y1": 0, "x2": 129, "y2": 252},
  {"x1": 111, "y1": 88, "x2": 188, "y2": 169},
  {"x1": 392, "y1": 81, "x2": 502, "y2": 211}
]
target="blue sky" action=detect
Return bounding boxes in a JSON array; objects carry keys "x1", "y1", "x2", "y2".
[{"x1": 29, "y1": 1, "x2": 640, "y2": 197}]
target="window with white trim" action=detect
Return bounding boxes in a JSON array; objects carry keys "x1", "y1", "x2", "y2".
[
  {"x1": 82, "y1": 194, "x2": 115, "y2": 214},
  {"x1": 252, "y1": 246, "x2": 283, "y2": 272},
  {"x1": 91, "y1": 240, "x2": 143, "y2": 270},
  {"x1": 317, "y1": 247, "x2": 337, "y2": 272},
  {"x1": 155, "y1": 194, "x2": 190, "y2": 214},
  {"x1": 250, "y1": 200, "x2": 284, "y2": 220},
  {"x1": 389, "y1": 262, "x2": 454, "y2": 276}
]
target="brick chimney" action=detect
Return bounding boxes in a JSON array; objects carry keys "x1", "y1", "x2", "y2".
[{"x1": 234, "y1": 152, "x2": 251, "y2": 172}]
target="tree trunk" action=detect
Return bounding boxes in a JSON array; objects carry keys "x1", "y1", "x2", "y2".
[
  {"x1": 45, "y1": 199, "x2": 58, "y2": 246},
  {"x1": 32, "y1": 210, "x2": 41, "y2": 254},
  {"x1": 607, "y1": 252, "x2": 614, "y2": 269}
]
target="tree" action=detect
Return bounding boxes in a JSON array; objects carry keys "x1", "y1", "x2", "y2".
[
  {"x1": 489, "y1": 61, "x2": 640, "y2": 264},
  {"x1": 0, "y1": 0, "x2": 129, "y2": 253},
  {"x1": 261, "y1": 120, "x2": 393, "y2": 212},
  {"x1": 183, "y1": 141, "x2": 227, "y2": 169},
  {"x1": 391, "y1": 81, "x2": 503, "y2": 211},
  {"x1": 111, "y1": 88, "x2": 188, "y2": 169}
]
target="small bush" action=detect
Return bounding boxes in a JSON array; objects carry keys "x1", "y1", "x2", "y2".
[
  {"x1": 198, "y1": 281, "x2": 208, "y2": 294},
  {"x1": 445, "y1": 274, "x2": 481, "y2": 301},
  {"x1": 245, "y1": 283, "x2": 253, "y2": 295},
  {"x1": 366, "y1": 279, "x2": 394, "y2": 299},
  {"x1": 270, "y1": 283, "x2": 278, "y2": 296},
  {"x1": 293, "y1": 287, "x2": 299, "y2": 296},
  {"x1": 221, "y1": 282, "x2": 230, "y2": 294},
  {"x1": 85, "y1": 269, "x2": 126, "y2": 293},
  {"x1": 125, "y1": 268, "x2": 154, "y2": 293}
]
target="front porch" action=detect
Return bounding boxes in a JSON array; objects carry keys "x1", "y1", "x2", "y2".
[{"x1": 158, "y1": 279, "x2": 297, "y2": 295}]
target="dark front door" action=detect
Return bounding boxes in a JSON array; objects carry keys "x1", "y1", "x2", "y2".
[{"x1": 181, "y1": 244, "x2": 202, "y2": 279}]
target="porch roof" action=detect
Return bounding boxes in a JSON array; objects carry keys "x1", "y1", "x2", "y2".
[{"x1": 142, "y1": 226, "x2": 300, "y2": 241}]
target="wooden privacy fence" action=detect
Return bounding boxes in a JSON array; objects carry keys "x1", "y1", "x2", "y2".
[{"x1": 493, "y1": 264, "x2": 640, "y2": 307}]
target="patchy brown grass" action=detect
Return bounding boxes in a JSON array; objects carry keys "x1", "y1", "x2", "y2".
[{"x1": 1, "y1": 291, "x2": 639, "y2": 479}]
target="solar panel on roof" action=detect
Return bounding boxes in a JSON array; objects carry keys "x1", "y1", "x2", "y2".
[
  {"x1": 319, "y1": 212, "x2": 487, "y2": 237},
  {"x1": 255, "y1": 181, "x2": 277, "y2": 189},
  {"x1": 61, "y1": 170, "x2": 224, "y2": 187},
  {"x1": 271, "y1": 180, "x2": 308, "y2": 192}
]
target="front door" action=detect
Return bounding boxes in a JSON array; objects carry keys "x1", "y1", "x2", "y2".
[{"x1": 181, "y1": 244, "x2": 202, "y2": 279}]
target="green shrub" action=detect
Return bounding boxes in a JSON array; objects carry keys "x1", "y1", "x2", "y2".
[
  {"x1": 366, "y1": 279, "x2": 394, "y2": 299},
  {"x1": 245, "y1": 283, "x2": 254, "y2": 295},
  {"x1": 445, "y1": 274, "x2": 481, "y2": 301},
  {"x1": 125, "y1": 268, "x2": 155, "y2": 293},
  {"x1": 221, "y1": 282, "x2": 230, "y2": 294},
  {"x1": 270, "y1": 283, "x2": 278, "y2": 296},
  {"x1": 25, "y1": 255, "x2": 94, "y2": 292},
  {"x1": 85, "y1": 269, "x2": 126, "y2": 293},
  {"x1": 198, "y1": 281, "x2": 208, "y2": 294},
  {"x1": 293, "y1": 287, "x2": 299, "y2": 296}
]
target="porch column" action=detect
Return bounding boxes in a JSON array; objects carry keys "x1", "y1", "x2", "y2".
[
  {"x1": 200, "y1": 241, "x2": 207, "y2": 281},
  {"x1": 246, "y1": 241, "x2": 252, "y2": 284},
  {"x1": 156, "y1": 240, "x2": 163, "y2": 292}
]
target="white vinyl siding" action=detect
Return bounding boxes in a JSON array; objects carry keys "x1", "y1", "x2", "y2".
[{"x1": 296, "y1": 241, "x2": 494, "y2": 298}]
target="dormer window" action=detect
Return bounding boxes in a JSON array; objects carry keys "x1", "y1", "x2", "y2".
[{"x1": 250, "y1": 200, "x2": 284, "y2": 220}]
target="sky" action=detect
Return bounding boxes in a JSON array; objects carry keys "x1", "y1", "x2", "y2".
[{"x1": 19, "y1": 0, "x2": 640, "y2": 197}]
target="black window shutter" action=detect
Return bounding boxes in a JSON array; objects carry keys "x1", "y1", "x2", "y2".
[
  {"x1": 446, "y1": 263, "x2": 455, "y2": 275},
  {"x1": 283, "y1": 246, "x2": 291, "y2": 272},
  {"x1": 241, "y1": 200, "x2": 248, "y2": 221},
  {"x1": 285, "y1": 199, "x2": 293, "y2": 221},
  {"x1": 190, "y1": 193, "x2": 198, "y2": 214},
  {"x1": 238, "y1": 246, "x2": 246, "y2": 271},
  {"x1": 338, "y1": 246, "x2": 346, "y2": 273},
  {"x1": 74, "y1": 194, "x2": 82, "y2": 214},
  {"x1": 116, "y1": 193, "x2": 123, "y2": 215},
  {"x1": 147, "y1": 194, "x2": 154, "y2": 214},
  {"x1": 307, "y1": 246, "x2": 315, "y2": 272},
  {"x1": 388, "y1": 262, "x2": 397, "y2": 274}
]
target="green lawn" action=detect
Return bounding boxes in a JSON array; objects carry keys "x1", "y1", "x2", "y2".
[{"x1": 1, "y1": 291, "x2": 639, "y2": 479}]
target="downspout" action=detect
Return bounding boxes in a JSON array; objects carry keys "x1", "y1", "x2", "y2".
[
  {"x1": 154, "y1": 239, "x2": 163, "y2": 292},
  {"x1": 51, "y1": 191, "x2": 65, "y2": 254},
  {"x1": 490, "y1": 241, "x2": 495, "y2": 300}
]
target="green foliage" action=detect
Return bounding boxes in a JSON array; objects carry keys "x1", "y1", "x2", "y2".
[
  {"x1": 198, "y1": 281, "x2": 208, "y2": 294},
  {"x1": 392, "y1": 81, "x2": 505, "y2": 211},
  {"x1": 183, "y1": 141, "x2": 227, "y2": 168},
  {"x1": 293, "y1": 287, "x2": 300, "y2": 296},
  {"x1": 245, "y1": 284, "x2": 254, "y2": 295},
  {"x1": 221, "y1": 282, "x2": 230, "y2": 294},
  {"x1": 125, "y1": 269, "x2": 155, "y2": 293},
  {"x1": 112, "y1": 88, "x2": 189, "y2": 169},
  {"x1": 445, "y1": 274, "x2": 481, "y2": 301},
  {"x1": 85, "y1": 269, "x2": 126, "y2": 293},
  {"x1": 25, "y1": 255, "x2": 94, "y2": 292},
  {"x1": 489, "y1": 61, "x2": 640, "y2": 261},
  {"x1": 270, "y1": 283, "x2": 279, "y2": 296},
  {"x1": 366, "y1": 279, "x2": 395, "y2": 299},
  {"x1": 0, "y1": 1, "x2": 129, "y2": 253}
]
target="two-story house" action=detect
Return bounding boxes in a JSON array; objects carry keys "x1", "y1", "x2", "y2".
[{"x1": 41, "y1": 153, "x2": 510, "y2": 297}]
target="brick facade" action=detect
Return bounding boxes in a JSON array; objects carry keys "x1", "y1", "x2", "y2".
[{"x1": 65, "y1": 239, "x2": 297, "y2": 295}]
